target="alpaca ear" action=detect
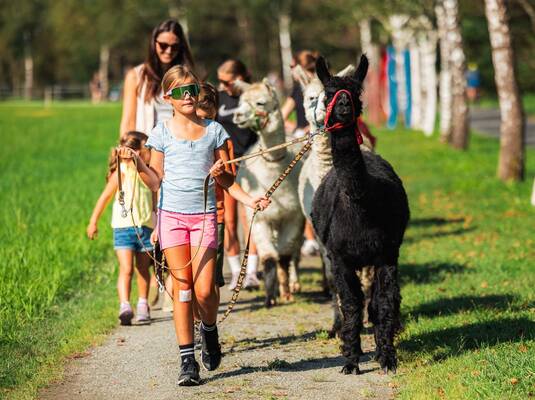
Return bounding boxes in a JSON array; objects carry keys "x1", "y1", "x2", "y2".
[
  {"x1": 233, "y1": 79, "x2": 251, "y2": 93},
  {"x1": 315, "y1": 56, "x2": 331, "y2": 86},
  {"x1": 354, "y1": 54, "x2": 369, "y2": 83},
  {"x1": 292, "y1": 65, "x2": 311, "y2": 91},
  {"x1": 335, "y1": 64, "x2": 356, "y2": 78}
]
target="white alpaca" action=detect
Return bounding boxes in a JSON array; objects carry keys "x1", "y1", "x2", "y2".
[{"x1": 233, "y1": 79, "x2": 305, "y2": 307}]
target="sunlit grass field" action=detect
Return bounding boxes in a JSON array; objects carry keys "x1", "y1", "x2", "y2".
[
  {"x1": 0, "y1": 101, "x2": 533, "y2": 399},
  {"x1": 0, "y1": 102, "x2": 122, "y2": 398}
]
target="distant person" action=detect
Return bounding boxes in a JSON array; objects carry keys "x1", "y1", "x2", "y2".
[
  {"x1": 120, "y1": 65, "x2": 269, "y2": 386},
  {"x1": 87, "y1": 131, "x2": 155, "y2": 326},
  {"x1": 119, "y1": 19, "x2": 194, "y2": 137},
  {"x1": 466, "y1": 63, "x2": 481, "y2": 103},
  {"x1": 89, "y1": 72, "x2": 102, "y2": 103},
  {"x1": 281, "y1": 50, "x2": 318, "y2": 138},
  {"x1": 216, "y1": 59, "x2": 261, "y2": 290}
]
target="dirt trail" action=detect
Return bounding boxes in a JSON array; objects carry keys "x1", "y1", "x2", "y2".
[{"x1": 39, "y1": 256, "x2": 393, "y2": 400}]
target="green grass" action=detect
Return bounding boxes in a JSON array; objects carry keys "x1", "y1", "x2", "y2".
[
  {"x1": 372, "y1": 128, "x2": 535, "y2": 399},
  {"x1": 479, "y1": 93, "x2": 535, "y2": 118},
  {"x1": 0, "y1": 102, "x2": 122, "y2": 398}
]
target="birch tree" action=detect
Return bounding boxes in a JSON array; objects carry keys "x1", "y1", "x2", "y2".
[
  {"x1": 436, "y1": 3, "x2": 452, "y2": 142},
  {"x1": 485, "y1": 0, "x2": 525, "y2": 181},
  {"x1": 443, "y1": 0, "x2": 469, "y2": 150}
]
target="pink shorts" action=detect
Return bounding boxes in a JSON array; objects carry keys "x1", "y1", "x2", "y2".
[{"x1": 158, "y1": 210, "x2": 218, "y2": 250}]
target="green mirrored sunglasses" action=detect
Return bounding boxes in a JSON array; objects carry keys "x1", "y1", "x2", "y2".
[{"x1": 166, "y1": 83, "x2": 200, "y2": 99}]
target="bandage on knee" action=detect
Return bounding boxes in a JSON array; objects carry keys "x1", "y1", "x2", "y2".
[{"x1": 179, "y1": 289, "x2": 192, "y2": 302}]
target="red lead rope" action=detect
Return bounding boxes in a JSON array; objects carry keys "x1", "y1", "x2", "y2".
[{"x1": 324, "y1": 89, "x2": 363, "y2": 145}]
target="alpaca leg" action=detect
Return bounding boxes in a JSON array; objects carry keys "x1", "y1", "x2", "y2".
[
  {"x1": 357, "y1": 266, "x2": 375, "y2": 325},
  {"x1": 368, "y1": 264, "x2": 401, "y2": 374},
  {"x1": 332, "y1": 257, "x2": 364, "y2": 375},
  {"x1": 252, "y1": 220, "x2": 279, "y2": 308},
  {"x1": 263, "y1": 257, "x2": 278, "y2": 307},
  {"x1": 289, "y1": 252, "x2": 301, "y2": 294},
  {"x1": 325, "y1": 253, "x2": 341, "y2": 338},
  {"x1": 278, "y1": 255, "x2": 293, "y2": 302},
  {"x1": 318, "y1": 239, "x2": 331, "y2": 296}
]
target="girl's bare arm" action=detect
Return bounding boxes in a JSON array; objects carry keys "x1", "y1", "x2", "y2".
[
  {"x1": 119, "y1": 68, "x2": 138, "y2": 138},
  {"x1": 212, "y1": 144, "x2": 234, "y2": 189},
  {"x1": 226, "y1": 182, "x2": 270, "y2": 210},
  {"x1": 87, "y1": 171, "x2": 118, "y2": 239},
  {"x1": 116, "y1": 147, "x2": 163, "y2": 192}
]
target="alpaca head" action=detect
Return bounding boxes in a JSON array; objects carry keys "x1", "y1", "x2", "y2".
[
  {"x1": 316, "y1": 55, "x2": 368, "y2": 128},
  {"x1": 233, "y1": 78, "x2": 280, "y2": 133},
  {"x1": 295, "y1": 64, "x2": 357, "y2": 133}
]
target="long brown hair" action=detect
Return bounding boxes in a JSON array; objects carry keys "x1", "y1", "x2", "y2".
[
  {"x1": 140, "y1": 19, "x2": 195, "y2": 102},
  {"x1": 107, "y1": 131, "x2": 148, "y2": 182}
]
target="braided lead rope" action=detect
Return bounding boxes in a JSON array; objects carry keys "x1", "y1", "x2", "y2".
[{"x1": 218, "y1": 137, "x2": 314, "y2": 323}]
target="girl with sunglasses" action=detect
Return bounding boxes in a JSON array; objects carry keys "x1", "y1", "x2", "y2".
[{"x1": 119, "y1": 66, "x2": 269, "y2": 386}]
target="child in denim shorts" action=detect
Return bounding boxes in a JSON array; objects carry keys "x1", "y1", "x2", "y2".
[{"x1": 87, "y1": 131, "x2": 156, "y2": 326}]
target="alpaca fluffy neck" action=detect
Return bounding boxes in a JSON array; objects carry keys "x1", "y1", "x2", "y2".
[
  {"x1": 311, "y1": 133, "x2": 333, "y2": 180},
  {"x1": 331, "y1": 127, "x2": 367, "y2": 198},
  {"x1": 258, "y1": 110, "x2": 287, "y2": 161}
]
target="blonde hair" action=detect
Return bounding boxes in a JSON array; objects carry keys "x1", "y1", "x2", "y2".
[{"x1": 161, "y1": 65, "x2": 199, "y2": 94}]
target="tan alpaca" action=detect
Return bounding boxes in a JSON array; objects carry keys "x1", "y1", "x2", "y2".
[{"x1": 233, "y1": 79, "x2": 305, "y2": 306}]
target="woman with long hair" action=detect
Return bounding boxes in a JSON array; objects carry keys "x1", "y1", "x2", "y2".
[{"x1": 119, "y1": 19, "x2": 194, "y2": 137}]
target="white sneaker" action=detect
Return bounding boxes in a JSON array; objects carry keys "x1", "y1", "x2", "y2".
[
  {"x1": 243, "y1": 273, "x2": 260, "y2": 290},
  {"x1": 227, "y1": 273, "x2": 240, "y2": 291},
  {"x1": 301, "y1": 239, "x2": 320, "y2": 256}
]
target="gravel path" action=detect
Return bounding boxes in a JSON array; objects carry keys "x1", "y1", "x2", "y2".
[{"x1": 39, "y1": 256, "x2": 393, "y2": 400}]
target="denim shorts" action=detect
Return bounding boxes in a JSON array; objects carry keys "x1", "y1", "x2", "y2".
[{"x1": 113, "y1": 226, "x2": 154, "y2": 252}]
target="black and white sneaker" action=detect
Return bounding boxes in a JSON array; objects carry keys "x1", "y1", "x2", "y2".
[
  {"x1": 200, "y1": 323, "x2": 222, "y2": 371},
  {"x1": 177, "y1": 356, "x2": 200, "y2": 386}
]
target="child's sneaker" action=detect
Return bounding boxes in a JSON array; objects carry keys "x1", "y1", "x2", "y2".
[
  {"x1": 136, "y1": 301, "x2": 151, "y2": 324},
  {"x1": 177, "y1": 356, "x2": 200, "y2": 386},
  {"x1": 118, "y1": 303, "x2": 134, "y2": 326},
  {"x1": 199, "y1": 322, "x2": 222, "y2": 371}
]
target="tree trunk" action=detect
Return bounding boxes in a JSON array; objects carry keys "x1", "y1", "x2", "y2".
[
  {"x1": 278, "y1": 8, "x2": 293, "y2": 93},
  {"x1": 23, "y1": 33, "x2": 33, "y2": 101},
  {"x1": 420, "y1": 27, "x2": 438, "y2": 136},
  {"x1": 436, "y1": 3, "x2": 453, "y2": 142},
  {"x1": 485, "y1": 0, "x2": 525, "y2": 181},
  {"x1": 409, "y1": 42, "x2": 422, "y2": 130},
  {"x1": 359, "y1": 19, "x2": 382, "y2": 126},
  {"x1": 98, "y1": 44, "x2": 110, "y2": 101},
  {"x1": 443, "y1": 0, "x2": 469, "y2": 150}
]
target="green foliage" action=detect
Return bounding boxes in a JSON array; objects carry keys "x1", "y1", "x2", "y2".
[{"x1": 0, "y1": 102, "x2": 121, "y2": 395}]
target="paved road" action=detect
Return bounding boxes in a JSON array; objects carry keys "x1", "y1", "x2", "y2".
[
  {"x1": 470, "y1": 107, "x2": 535, "y2": 147},
  {"x1": 39, "y1": 256, "x2": 393, "y2": 400}
]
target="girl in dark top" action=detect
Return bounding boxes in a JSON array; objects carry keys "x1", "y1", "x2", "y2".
[{"x1": 216, "y1": 59, "x2": 260, "y2": 290}]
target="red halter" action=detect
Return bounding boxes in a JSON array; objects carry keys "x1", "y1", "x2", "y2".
[{"x1": 324, "y1": 89, "x2": 363, "y2": 145}]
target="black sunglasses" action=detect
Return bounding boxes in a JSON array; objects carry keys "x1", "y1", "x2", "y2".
[{"x1": 156, "y1": 40, "x2": 180, "y2": 53}]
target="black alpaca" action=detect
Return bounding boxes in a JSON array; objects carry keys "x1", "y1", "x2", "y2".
[{"x1": 311, "y1": 55, "x2": 410, "y2": 374}]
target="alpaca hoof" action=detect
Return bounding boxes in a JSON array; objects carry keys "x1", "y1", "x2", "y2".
[
  {"x1": 341, "y1": 363, "x2": 361, "y2": 375},
  {"x1": 289, "y1": 282, "x2": 301, "y2": 294},
  {"x1": 327, "y1": 329, "x2": 337, "y2": 339},
  {"x1": 280, "y1": 293, "x2": 294, "y2": 303},
  {"x1": 382, "y1": 366, "x2": 397, "y2": 375},
  {"x1": 264, "y1": 297, "x2": 277, "y2": 308}
]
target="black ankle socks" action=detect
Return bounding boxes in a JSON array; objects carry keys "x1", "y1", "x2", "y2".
[
  {"x1": 200, "y1": 321, "x2": 216, "y2": 332},
  {"x1": 179, "y1": 343, "x2": 195, "y2": 362}
]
